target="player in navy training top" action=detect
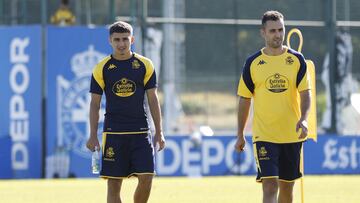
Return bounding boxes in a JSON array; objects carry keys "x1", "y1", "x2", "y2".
[{"x1": 86, "y1": 21, "x2": 165, "y2": 203}]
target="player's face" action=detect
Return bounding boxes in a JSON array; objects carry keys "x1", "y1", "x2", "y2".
[
  {"x1": 261, "y1": 20, "x2": 285, "y2": 49},
  {"x1": 109, "y1": 32, "x2": 134, "y2": 57}
]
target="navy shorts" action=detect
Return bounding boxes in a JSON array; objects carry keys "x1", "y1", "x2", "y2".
[
  {"x1": 253, "y1": 141, "x2": 303, "y2": 182},
  {"x1": 100, "y1": 133, "x2": 155, "y2": 179}
]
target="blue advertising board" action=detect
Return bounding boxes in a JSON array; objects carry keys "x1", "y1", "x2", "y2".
[
  {"x1": 156, "y1": 136, "x2": 257, "y2": 176},
  {"x1": 45, "y1": 26, "x2": 111, "y2": 178},
  {"x1": 1, "y1": 25, "x2": 360, "y2": 179},
  {"x1": 155, "y1": 135, "x2": 360, "y2": 176},
  {"x1": 304, "y1": 136, "x2": 360, "y2": 174},
  {"x1": 0, "y1": 26, "x2": 42, "y2": 178}
]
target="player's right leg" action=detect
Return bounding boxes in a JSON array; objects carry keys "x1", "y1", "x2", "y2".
[
  {"x1": 277, "y1": 142, "x2": 302, "y2": 203},
  {"x1": 107, "y1": 178, "x2": 123, "y2": 203},
  {"x1": 253, "y1": 141, "x2": 280, "y2": 203},
  {"x1": 101, "y1": 133, "x2": 131, "y2": 203}
]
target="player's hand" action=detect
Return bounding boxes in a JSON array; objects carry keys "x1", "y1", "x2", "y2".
[
  {"x1": 296, "y1": 119, "x2": 308, "y2": 139},
  {"x1": 86, "y1": 135, "x2": 100, "y2": 152},
  {"x1": 235, "y1": 135, "x2": 246, "y2": 152},
  {"x1": 154, "y1": 132, "x2": 165, "y2": 152}
]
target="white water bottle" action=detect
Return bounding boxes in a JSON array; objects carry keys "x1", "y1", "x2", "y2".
[{"x1": 92, "y1": 146, "x2": 100, "y2": 174}]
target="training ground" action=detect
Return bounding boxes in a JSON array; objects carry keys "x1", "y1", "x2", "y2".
[{"x1": 0, "y1": 175, "x2": 358, "y2": 203}]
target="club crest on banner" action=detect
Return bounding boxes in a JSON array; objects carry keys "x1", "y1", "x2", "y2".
[{"x1": 57, "y1": 45, "x2": 106, "y2": 158}]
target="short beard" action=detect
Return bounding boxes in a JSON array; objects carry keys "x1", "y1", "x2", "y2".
[{"x1": 269, "y1": 41, "x2": 283, "y2": 49}]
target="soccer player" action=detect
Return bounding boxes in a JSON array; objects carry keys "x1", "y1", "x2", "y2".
[
  {"x1": 86, "y1": 21, "x2": 165, "y2": 203},
  {"x1": 235, "y1": 11, "x2": 311, "y2": 203}
]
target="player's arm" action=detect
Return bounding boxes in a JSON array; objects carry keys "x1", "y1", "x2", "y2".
[
  {"x1": 296, "y1": 52, "x2": 311, "y2": 139},
  {"x1": 86, "y1": 93, "x2": 102, "y2": 151},
  {"x1": 235, "y1": 96, "x2": 251, "y2": 152},
  {"x1": 297, "y1": 89, "x2": 311, "y2": 139},
  {"x1": 87, "y1": 60, "x2": 106, "y2": 151},
  {"x1": 235, "y1": 56, "x2": 253, "y2": 152},
  {"x1": 146, "y1": 88, "x2": 165, "y2": 151}
]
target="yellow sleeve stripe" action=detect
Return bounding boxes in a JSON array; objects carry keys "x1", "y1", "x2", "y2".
[
  {"x1": 92, "y1": 56, "x2": 111, "y2": 90},
  {"x1": 135, "y1": 53, "x2": 155, "y2": 86},
  {"x1": 144, "y1": 65, "x2": 155, "y2": 86}
]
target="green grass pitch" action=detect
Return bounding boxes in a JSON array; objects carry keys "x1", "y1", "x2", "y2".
[{"x1": 0, "y1": 175, "x2": 359, "y2": 203}]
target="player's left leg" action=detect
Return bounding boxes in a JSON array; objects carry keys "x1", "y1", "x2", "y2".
[
  {"x1": 278, "y1": 142, "x2": 303, "y2": 203},
  {"x1": 130, "y1": 133, "x2": 155, "y2": 203},
  {"x1": 278, "y1": 180, "x2": 295, "y2": 203},
  {"x1": 134, "y1": 174, "x2": 154, "y2": 203}
]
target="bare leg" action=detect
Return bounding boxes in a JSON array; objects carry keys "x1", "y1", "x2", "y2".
[
  {"x1": 107, "y1": 178, "x2": 123, "y2": 203},
  {"x1": 278, "y1": 181, "x2": 295, "y2": 203},
  {"x1": 134, "y1": 174, "x2": 153, "y2": 203},
  {"x1": 262, "y1": 178, "x2": 278, "y2": 203}
]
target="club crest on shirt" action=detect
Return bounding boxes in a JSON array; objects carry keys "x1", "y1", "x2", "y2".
[
  {"x1": 132, "y1": 60, "x2": 141, "y2": 69},
  {"x1": 285, "y1": 56, "x2": 294, "y2": 65},
  {"x1": 265, "y1": 73, "x2": 289, "y2": 93},
  {"x1": 112, "y1": 77, "x2": 136, "y2": 97}
]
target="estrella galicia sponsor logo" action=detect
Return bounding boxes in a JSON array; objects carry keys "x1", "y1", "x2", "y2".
[
  {"x1": 57, "y1": 45, "x2": 106, "y2": 158},
  {"x1": 285, "y1": 56, "x2": 294, "y2": 65},
  {"x1": 112, "y1": 78, "x2": 136, "y2": 97},
  {"x1": 257, "y1": 59, "x2": 266, "y2": 65},
  {"x1": 265, "y1": 73, "x2": 289, "y2": 93}
]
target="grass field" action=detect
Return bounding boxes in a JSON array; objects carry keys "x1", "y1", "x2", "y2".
[{"x1": 0, "y1": 175, "x2": 359, "y2": 203}]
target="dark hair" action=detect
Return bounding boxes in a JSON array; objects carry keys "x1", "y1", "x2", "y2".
[
  {"x1": 261, "y1": 11, "x2": 284, "y2": 27},
  {"x1": 109, "y1": 21, "x2": 133, "y2": 35},
  {"x1": 61, "y1": 0, "x2": 69, "y2": 5}
]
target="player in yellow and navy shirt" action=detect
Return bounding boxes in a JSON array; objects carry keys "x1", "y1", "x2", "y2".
[
  {"x1": 235, "y1": 11, "x2": 311, "y2": 203},
  {"x1": 86, "y1": 21, "x2": 165, "y2": 203}
]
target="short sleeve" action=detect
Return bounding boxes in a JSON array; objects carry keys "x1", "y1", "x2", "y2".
[
  {"x1": 89, "y1": 56, "x2": 110, "y2": 95},
  {"x1": 237, "y1": 59, "x2": 254, "y2": 98},
  {"x1": 296, "y1": 54, "x2": 311, "y2": 92}
]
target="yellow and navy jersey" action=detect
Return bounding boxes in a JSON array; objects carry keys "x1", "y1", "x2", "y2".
[
  {"x1": 237, "y1": 47, "x2": 311, "y2": 144},
  {"x1": 90, "y1": 53, "x2": 157, "y2": 133}
]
